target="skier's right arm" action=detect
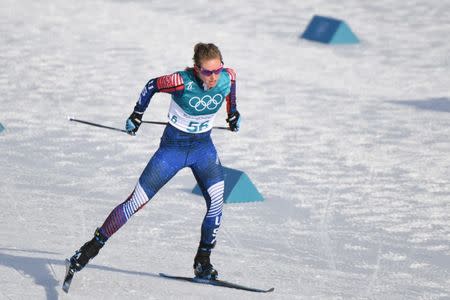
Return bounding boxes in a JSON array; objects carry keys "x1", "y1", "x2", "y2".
[{"x1": 125, "y1": 73, "x2": 184, "y2": 135}]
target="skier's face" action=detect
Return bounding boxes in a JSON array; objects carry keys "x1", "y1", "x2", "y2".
[{"x1": 196, "y1": 58, "x2": 223, "y2": 89}]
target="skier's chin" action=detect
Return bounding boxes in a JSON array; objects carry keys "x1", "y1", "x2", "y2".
[{"x1": 208, "y1": 81, "x2": 217, "y2": 88}]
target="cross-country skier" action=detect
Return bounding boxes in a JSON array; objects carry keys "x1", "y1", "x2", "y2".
[{"x1": 67, "y1": 42, "x2": 240, "y2": 280}]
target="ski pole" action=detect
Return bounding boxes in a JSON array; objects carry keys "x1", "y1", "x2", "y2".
[
  {"x1": 68, "y1": 117, "x2": 231, "y2": 133},
  {"x1": 141, "y1": 120, "x2": 230, "y2": 130},
  {"x1": 68, "y1": 117, "x2": 128, "y2": 133}
]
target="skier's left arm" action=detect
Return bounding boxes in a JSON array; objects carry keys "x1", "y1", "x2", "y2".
[{"x1": 225, "y1": 68, "x2": 240, "y2": 132}]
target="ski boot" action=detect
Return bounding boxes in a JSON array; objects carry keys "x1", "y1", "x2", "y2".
[
  {"x1": 193, "y1": 242, "x2": 218, "y2": 280},
  {"x1": 69, "y1": 228, "x2": 108, "y2": 272}
]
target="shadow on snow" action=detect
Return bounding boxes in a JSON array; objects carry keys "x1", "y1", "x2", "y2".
[
  {"x1": 0, "y1": 248, "x2": 159, "y2": 300},
  {"x1": 388, "y1": 97, "x2": 450, "y2": 113}
]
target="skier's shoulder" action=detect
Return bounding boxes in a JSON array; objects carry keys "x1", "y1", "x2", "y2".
[
  {"x1": 179, "y1": 68, "x2": 195, "y2": 80},
  {"x1": 223, "y1": 67, "x2": 236, "y2": 81},
  {"x1": 156, "y1": 71, "x2": 184, "y2": 92}
]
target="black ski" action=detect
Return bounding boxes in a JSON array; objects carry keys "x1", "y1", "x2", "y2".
[
  {"x1": 62, "y1": 258, "x2": 75, "y2": 293},
  {"x1": 159, "y1": 273, "x2": 274, "y2": 293}
]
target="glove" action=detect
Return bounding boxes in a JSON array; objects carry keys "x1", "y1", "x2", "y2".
[
  {"x1": 125, "y1": 112, "x2": 143, "y2": 135},
  {"x1": 226, "y1": 111, "x2": 240, "y2": 132}
]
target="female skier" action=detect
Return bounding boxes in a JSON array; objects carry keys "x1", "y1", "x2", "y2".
[{"x1": 67, "y1": 42, "x2": 240, "y2": 280}]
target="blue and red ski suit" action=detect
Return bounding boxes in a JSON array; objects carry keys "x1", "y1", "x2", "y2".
[{"x1": 98, "y1": 67, "x2": 237, "y2": 248}]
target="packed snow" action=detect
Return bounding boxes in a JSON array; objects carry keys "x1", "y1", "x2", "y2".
[{"x1": 1, "y1": 0, "x2": 449, "y2": 299}]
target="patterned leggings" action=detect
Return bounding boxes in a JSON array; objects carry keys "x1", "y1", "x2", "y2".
[{"x1": 99, "y1": 124, "x2": 224, "y2": 247}]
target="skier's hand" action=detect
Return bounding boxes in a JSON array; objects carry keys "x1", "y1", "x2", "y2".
[
  {"x1": 226, "y1": 111, "x2": 241, "y2": 132},
  {"x1": 125, "y1": 112, "x2": 143, "y2": 135}
]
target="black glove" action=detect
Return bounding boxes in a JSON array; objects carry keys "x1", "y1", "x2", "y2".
[
  {"x1": 125, "y1": 112, "x2": 143, "y2": 135},
  {"x1": 226, "y1": 111, "x2": 241, "y2": 132}
]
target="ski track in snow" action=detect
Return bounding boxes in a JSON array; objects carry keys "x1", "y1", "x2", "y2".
[{"x1": 1, "y1": 0, "x2": 450, "y2": 299}]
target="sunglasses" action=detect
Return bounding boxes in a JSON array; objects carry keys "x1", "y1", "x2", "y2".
[{"x1": 198, "y1": 65, "x2": 223, "y2": 76}]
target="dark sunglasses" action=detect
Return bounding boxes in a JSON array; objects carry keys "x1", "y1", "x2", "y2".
[{"x1": 198, "y1": 65, "x2": 223, "y2": 76}]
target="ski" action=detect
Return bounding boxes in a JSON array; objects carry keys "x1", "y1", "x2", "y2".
[
  {"x1": 62, "y1": 258, "x2": 75, "y2": 293},
  {"x1": 159, "y1": 273, "x2": 274, "y2": 293}
]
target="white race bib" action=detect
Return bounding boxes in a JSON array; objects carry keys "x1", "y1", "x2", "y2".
[{"x1": 167, "y1": 100, "x2": 217, "y2": 133}]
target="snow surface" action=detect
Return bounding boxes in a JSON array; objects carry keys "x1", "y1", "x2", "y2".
[{"x1": 1, "y1": 0, "x2": 449, "y2": 299}]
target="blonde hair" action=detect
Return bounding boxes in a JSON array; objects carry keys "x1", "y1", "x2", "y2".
[{"x1": 193, "y1": 43, "x2": 223, "y2": 67}]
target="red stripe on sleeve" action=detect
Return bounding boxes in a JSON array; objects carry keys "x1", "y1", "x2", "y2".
[
  {"x1": 225, "y1": 68, "x2": 236, "y2": 81},
  {"x1": 226, "y1": 94, "x2": 232, "y2": 114},
  {"x1": 156, "y1": 73, "x2": 184, "y2": 93}
]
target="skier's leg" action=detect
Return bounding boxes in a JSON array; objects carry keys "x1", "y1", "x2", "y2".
[
  {"x1": 190, "y1": 143, "x2": 224, "y2": 279},
  {"x1": 70, "y1": 146, "x2": 184, "y2": 271},
  {"x1": 100, "y1": 146, "x2": 183, "y2": 237}
]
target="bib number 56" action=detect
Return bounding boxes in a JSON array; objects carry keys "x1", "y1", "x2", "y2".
[{"x1": 187, "y1": 121, "x2": 209, "y2": 133}]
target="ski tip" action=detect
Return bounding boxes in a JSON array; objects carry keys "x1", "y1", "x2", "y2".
[{"x1": 62, "y1": 258, "x2": 74, "y2": 293}]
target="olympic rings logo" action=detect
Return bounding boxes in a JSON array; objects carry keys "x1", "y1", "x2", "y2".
[{"x1": 189, "y1": 94, "x2": 223, "y2": 111}]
